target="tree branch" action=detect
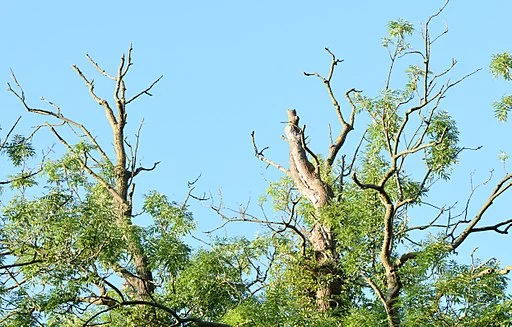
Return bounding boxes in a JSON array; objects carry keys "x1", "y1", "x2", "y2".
[
  {"x1": 126, "y1": 75, "x2": 163, "y2": 104},
  {"x1": 451, "y1": 173, "x2": 512, "y2": 250},
  {"x1": 251, "y1": 131, "x2": 289, "y2": 175},
  {"x1": 72, "y1": 64, "x2": 118, "y2": 128}
]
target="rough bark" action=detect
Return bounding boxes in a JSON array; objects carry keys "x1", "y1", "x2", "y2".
[{"x1": 284, "y1": 109, "x2": 341, "y2": 310}]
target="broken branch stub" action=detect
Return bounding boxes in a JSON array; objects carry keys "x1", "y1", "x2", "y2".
[{"x1": 285, "y1": 109, "x2": 333, "y2": 209}]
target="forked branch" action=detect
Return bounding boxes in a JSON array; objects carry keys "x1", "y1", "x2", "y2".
[
  {"x1": 304, "y1": 48, "x2": 358, "y2": 169},
  {"x1": 451, "y1": 173, "x2": 512, "y2": 250},
  {"x1": 251, "y1": 131, "x2": 289, "y2": 175}
]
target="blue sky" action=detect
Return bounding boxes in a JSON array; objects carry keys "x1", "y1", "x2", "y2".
[{"x1": 1, "y1": 1, "x2": 511, "y2": 269}]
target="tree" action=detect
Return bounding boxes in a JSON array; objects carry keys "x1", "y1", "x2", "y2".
[
  {"x1": 1, "y1": 1, "x2": 511, "y2": 327},
  {"x1": 1, "y1": 46, "x2": 262, "y2": 326},
  {"x1": 219, "y1": 1, "x2": 512, "y2": 326}
]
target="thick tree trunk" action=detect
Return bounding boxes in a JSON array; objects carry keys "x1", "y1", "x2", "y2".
[
  {"x1": 310, "y1": 222, "x2": 342, "y2": 310},
  {"x1": 116, "y1": 202, "x2": 155, "y2": 300},
  {"x1": 384, "y1": 270, "x2": 401, "y2": 327},
  {"x1": 285, "y1": 109, "x2": 341, "y2": 310},
  {"x1": 112, "y1": 114, "x2": 156, "y2": 324},
  {"x1": 113, "y1": 130, "x2": 155, "y2": 301}
]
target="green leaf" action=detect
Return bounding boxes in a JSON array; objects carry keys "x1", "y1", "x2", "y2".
[
  {"x1": 426, "y1": 111, "x2": 460, "y2": 179},
  {"x1": 493, "y1": 95, "x2": 512, "y2": 122},
  {"x1": 490, "y1": 51, "x2": 512, "y2": 80},
  {"x1": 388, "y1": 19, "x2": 414, "y2": 39},
  {"x1": 143, "y1": 190, "x2": 195, "y2": 236},
  {"x1": 4, "y1": 134, "x2": 35, "y2": 166},
  {"x1": 498, "y1": 150, "x2": 510, "y2": 163}
]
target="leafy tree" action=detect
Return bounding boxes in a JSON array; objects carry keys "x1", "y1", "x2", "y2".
[
  {"x1": 1, "y1": 1, "x2": 511, "y2": 327},
  {"x1": 221, "y1": 1, "x2": 512, "y2": 326},
  {"x1": 1, "y1": 47, "x2": 267, "y2": 326}
]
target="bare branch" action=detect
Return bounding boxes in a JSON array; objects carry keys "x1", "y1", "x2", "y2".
[
  {"x1": 470, "y1": 218, "x2": 512, "y2": 234},
  {"x1": 426, "y1": 0, "x2": 450, "y2": 28},
  {"x1": 343, "y1": 128, "x2": 367, "y2": 178},
  {"x1": 446, "y1": 68, "x2": 482, "y2": 90},
  {"x1": 8, "y1": 75, "x2": 111, "y2": 166},
  {"x1": 451, "y1": 173, "x2": 512, "y2": 250},
  {"x1": 82, "y1": 300, "x2": 189, "y2": 327},
  {"x1": 0, "y1": 115, "x2": 22, "y2": 150},
  {"x1": 351, "y1": 172, "x2": 382, "y2": 193},
  {"x1": 0, "y1": 169, "x2": 41, "y2": 186},
  {"x1": 132, "y1": 161, "x2": 161, "y2": 178},
  {"x1": 86, "y1": 54, "x2": 115, "y2": 80},
  {"x1": 0, "y1": 259, "x2": 42, "y2": 270},
  {"x1": 405, "y1": 206, "x2": 449, "y2": 232},
  {"x1": 251, "y1": 131, "x2": 289, "y2": 175},
  {"x1": 430, "y1": 22, "x2": 449, "y2": 45},
  {"x1": 72, "y1": 65, "x2": 118, "y2": 127},
  {"x1": 361, "y1": 273, "x2": 387, "y2": 308},
  {"x1": 301, "y1": 125, "x2": 320, "y2": 175},
  {"x1": 126, "y1": 75, "x2": 163, "y2": 104}
]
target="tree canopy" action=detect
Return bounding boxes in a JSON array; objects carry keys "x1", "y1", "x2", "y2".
[{"x1": 1, "y1": 1, "x2": 511, "y2": 326}]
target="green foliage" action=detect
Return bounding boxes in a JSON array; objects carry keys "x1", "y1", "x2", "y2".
[
  {"x1": 323, "y1": 184, "x2": 384, "y2": 277},
  {"x1": 498, "y1": 150, "x2": 510, "y2": 164},
  {"x1": 387, "y1": 19, "x2": 414, "y2": 39},
  {"x1": 142, "y1": 191, "x2": 195, "y2": 277},
  {"x1": 260, "y1": 176, "x2": 294, "y2": 210},
  {"x1": 2, "y1": 188, "x2": 123, "y2": 274},
  {"x1": 3, "y1": 134, "x2": 35, "y2": 167},
  {"x1": 426, "y1": 111, "x2": 460, "y2": 179},
  {"x1": 222, "y1": 250, "x2": 344, "y2": 326},
  {"x1": 340, "y1": 305, "x2": 388, "y2": 326},
  {"x1": 43, "y1": 154, "x2": 89, "y2": 188},
  {"x1": 490, "y1": 52, "x2": 512, "y2": 122},
  {"x1": 248, "y1": 18, "x2": 509, "y2": 324},
  {"x1": 7, "y1": 171, "x2": 37, "y2": 189},
  {"x1": 382, "y1": 19, "x2": 414, "y2": 52},
  {"x1": 1, "y1": 12, "x2": 511, "y2": 327},
  {"x1": 356, "y1": 89, "x2": 408, "y2": 136},
  {"x1": 493, "y1": 95, "x2": 512, "y2": 122},
  {"x1": 428, "y1": 261, "x2": 510, "y2": 325},
  {"x1": 405, "y1": 65, "x2": 425, "y2": 95},
  {"x1": 143, "y1": 191, "x2": 195, "y2": 237},
  {"x1": 261, "y1": 175, "x2": 315, "y2": 225},
  {"x1": 490, "y1": 51, "x2": 512, "y2": 80},
  {"x1": 168, "y1": 237, "x2": 269, "y2": 321},
  {"x1": 395, "y1": 240, "x2": 512, "y2": 326}
]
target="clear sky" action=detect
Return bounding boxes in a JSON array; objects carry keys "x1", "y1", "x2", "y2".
[{"x1": 1, "y1": 1, "x2": 511, "y2": 270}]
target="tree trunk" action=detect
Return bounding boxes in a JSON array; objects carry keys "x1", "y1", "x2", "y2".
[
  {"x1": 285, "y1": 109, "x2": 341, "y2": 310},
  {"x1": 384, "y1": 270, "x2": 401, "y2": 327},
  {"x1": 113, "y1": 124, "x2": 155, "y2": 301}
]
